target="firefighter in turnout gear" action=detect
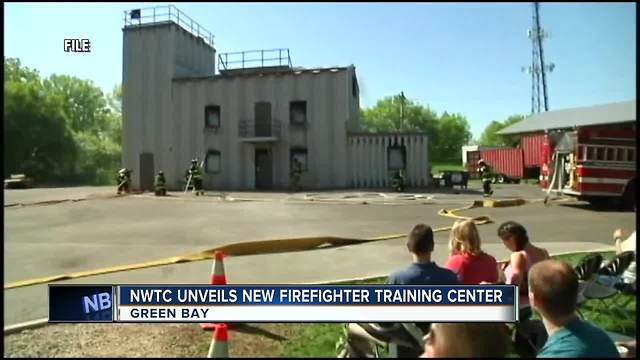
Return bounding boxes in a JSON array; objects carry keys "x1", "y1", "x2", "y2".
[
  {"x1": 117, "y1": 168, "x2": 132, "y2": 195},
  {"x1": 154, "y1": 171, "x2": 167, "y2": 196},
  {"x1": 391, "y1": 169, "x2": 405, "y2": 192},
  {"x1": 477, "y1": 159, "x2": 494, "y2": 197},
  {"x1": 291, "y1": 158, "x2": 304, "y2": 191},
  {"x1": 187, "y1": 159, "x2": 205, "y2": 196}
]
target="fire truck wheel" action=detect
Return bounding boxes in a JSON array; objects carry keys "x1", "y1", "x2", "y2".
[
  {"x1": 588, "y1": 197, "x2": 609, "y2": 209},
  {"x1": 496, "y1": 174, "x2": 506, "y2": 184}
]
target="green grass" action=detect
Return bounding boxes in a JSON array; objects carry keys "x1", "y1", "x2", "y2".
[
  {"x1": 431, "y1": 162, "x2": 465, "y2": 174},
  {"x1": 277, "y1": 251, "x2": 635, "y2": 358}
]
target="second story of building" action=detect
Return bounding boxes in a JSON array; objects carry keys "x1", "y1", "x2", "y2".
[{"x1": 171, "y1": 60, "x2": 361, "y2": 148}]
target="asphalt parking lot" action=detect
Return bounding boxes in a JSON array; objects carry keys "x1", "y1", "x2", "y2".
[{"x1": 4, "y1": 183, "x2": 634, "y2": 326}]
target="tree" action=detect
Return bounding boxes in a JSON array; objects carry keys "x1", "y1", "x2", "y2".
[
  {"x1": 361, "y1": 95, "x2": 472, "y2": 163},
  {"x1": 41, "y1": 75, "x2": 122, "y2": 184},
  {"x1": 434, "y1": 111, "x2": 472, "y2": 162},
  {"x1": 106, "y1": 85, "x2": 123, "y2": 146},
  {"x1": 478, "y1": 115, "x2": 525, "y2": 147},
  {"x1": 4, "y1": 57, "x2": 122, "y2": 185},
  {"x1": 4, "y1": 60, "x2": 77, "y2": 182}
]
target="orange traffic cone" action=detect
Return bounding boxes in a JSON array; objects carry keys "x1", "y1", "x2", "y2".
[
  {"x1": 210, "y1": 251, "x2": 227, "y2": 285},
  {"x1": 201, "y1": 251, "x2": 227, "y2": 330},
  {"x1": 207, "y1": 323, "x2": 229, "y2": 358}
]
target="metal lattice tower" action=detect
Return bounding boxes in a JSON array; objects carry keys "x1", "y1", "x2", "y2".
[{"x1": 522, "y1": 2, "x2": 555, "y2": 113}]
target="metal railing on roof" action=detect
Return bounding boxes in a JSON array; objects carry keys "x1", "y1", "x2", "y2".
[
  {"x1": 218, "y1": 49, "x2": 292, "y2": 71},
  {"x1": 123, "y1": 5, "x2": 214, "y2": 47}
]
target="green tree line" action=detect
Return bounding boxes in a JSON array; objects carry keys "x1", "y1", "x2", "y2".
[
  {"x1": 4, "y1": 57, "x2": 122, "y2": 185},
  {"x1": 360, "y1": 95, "x2": 473, "y2": 163},
  {"x1": 477, "y1": 114, "x2": 525, "y2": 147},
  {"x1": 361, "y1": 95, "x2": 526, "y2": 161},
  {"x1": 5, "y1": 57, "x2": 524, "y2": 186}
]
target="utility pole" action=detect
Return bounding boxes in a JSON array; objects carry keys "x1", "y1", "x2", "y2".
[{"x1": 399, "y1": 91, "x2": 406, "y2": 131}]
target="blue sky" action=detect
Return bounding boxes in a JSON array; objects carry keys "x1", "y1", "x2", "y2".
[{"x1": 4, "y1": 2, "x2": 636, "y2": 138}]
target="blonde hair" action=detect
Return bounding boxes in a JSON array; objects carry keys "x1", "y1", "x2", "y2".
[{"x1": 449, "y1": 219, "x2": 483, "y2": 256}]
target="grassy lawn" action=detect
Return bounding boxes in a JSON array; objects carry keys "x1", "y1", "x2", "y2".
[
  {"x1": 4, "y1": 252, "x2": 633, "y2": 358},
  {"x1": 431, "y1": 162, "x2": 465, "y2": 174},
  {"x1": 276, "y1": 251, "x2": 635, "y2": 357}
]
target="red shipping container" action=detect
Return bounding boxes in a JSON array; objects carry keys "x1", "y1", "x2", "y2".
[
  {"x1": 480, "y1": 148, "x2": 524, "y2": 179},
  {"x1": 521, "y1": 134, "x2": 546, "y2": 168}
]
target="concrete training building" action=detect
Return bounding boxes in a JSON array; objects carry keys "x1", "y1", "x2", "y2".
[{"x1": 122, "y1": 6, "x2": 430, "y2": 190}]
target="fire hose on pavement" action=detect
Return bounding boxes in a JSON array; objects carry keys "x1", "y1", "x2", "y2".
[{"x1": 4, "y1": 200, "x2": 513, "y2": 290}]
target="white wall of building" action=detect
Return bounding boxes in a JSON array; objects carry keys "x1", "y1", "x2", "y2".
[
  {"x1": 122, "y1": 22, "x2": 215, "y2": 190},
  {"x1": 170, "y1": 67, "x2": 358, "y2": 190},
  {"x1": 348, "y1": 134, "x2": 430, "y2": 188},
  {"x1": 122, "y1": 19, "x2": 430, "y2": 191}
]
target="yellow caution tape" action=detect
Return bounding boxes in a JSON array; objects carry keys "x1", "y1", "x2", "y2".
[{"x1": 4, "y1": 199, "x2": 523, "y2": 290}]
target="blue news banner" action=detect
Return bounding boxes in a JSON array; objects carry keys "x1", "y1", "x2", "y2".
[{"x1": 48, "y1": 285, "x2": 518, "y2": 323}]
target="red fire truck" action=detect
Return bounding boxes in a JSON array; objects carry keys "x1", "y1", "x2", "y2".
[{"x1": 540, "y1": 124, "x2": 636, "y2": 209}]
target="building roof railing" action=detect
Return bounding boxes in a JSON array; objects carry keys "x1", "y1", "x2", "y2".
[
  {"x1": 123, "y1": 5, "x2": 214, "y2": 47},
  {"x1": 218, "y1": 49, "x2": 292, "y2": 71}
]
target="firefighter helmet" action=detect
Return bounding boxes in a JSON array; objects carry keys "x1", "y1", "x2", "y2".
[{"x1": 478, "y1": 159, "x2": 486, "y2": 165}]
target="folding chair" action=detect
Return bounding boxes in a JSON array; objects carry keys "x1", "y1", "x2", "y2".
[
  {"x1": 582, "y1": 251, "x2": 636, "y2": 331},
  {"x1": 573, "y1": 253, "x2": 604, "y2": 318}
]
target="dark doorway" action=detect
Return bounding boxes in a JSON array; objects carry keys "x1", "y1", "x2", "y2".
[
  {"x1": 139, "y1": 153, "x2": 154, "y2": 191},
  {"x1": 255, "y1": 102, "x2": 272, "y2": 137},
  {"x1": 255, "y1": 148, "x2": 273, "y2": 189}
]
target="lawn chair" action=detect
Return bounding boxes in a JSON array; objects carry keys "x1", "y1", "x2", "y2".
[
  {"x1": 582, "y1": 251, "x2": 636, "y2": 331},
  {"x1": 573, "y1": 253, "x2": 604, "y2": 318}
]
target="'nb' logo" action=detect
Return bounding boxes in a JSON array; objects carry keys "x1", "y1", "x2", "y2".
[{"x1": 82, "y1": 292, "x2": 112, "y2": 314}]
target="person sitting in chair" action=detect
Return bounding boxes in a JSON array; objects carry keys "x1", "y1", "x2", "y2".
[{"x1": 529, "y1": 259, "x2": 619, "y2": 358}]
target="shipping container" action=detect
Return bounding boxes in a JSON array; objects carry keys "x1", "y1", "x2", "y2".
[
  {"x1": 521, "y1": 134, "x2": 546, "y2": 168},
  {"x1": 461, "y1": 145, "x2": 508, "y2": 167},
  {"x1": 466, "y1": 148, "x2": 524, "y2": 182},
  {"x1": 482, "y1": 148, "x2": 524, "y2": 181}
]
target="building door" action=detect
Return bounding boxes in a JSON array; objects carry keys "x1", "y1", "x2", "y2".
[
  {"x1": 254, "y1": 102, "x2": 272, "y2": 137},
  {"x1": 255, "y1": 149, "x2": 273, "y2": 189},
  {"x1": 139, "y1": 153, "x2": 154, "y2": 191}
]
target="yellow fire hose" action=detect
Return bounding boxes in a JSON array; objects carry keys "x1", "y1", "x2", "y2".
[{"x1": 4, "y1": 201, "x2": 499, "y2": 290}]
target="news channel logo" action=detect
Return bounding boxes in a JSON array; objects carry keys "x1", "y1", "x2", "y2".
[
  {"x1": 49, "y1": 285, "x2": 113, "y2": 322},
  {"x1": 64, "y1": 39, "x2": 91, "y2": 53}
]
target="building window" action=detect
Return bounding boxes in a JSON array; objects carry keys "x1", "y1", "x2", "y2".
[
  {"x1": 205, "y1": 150, "x2": 221, "y2": 174},
  {"x1": 290, "y1": 101, "x2": 307, "y2": 125},
  {"x1": 290, "y1": 148, "x2": 308, "y2": 171},
  {"x1": 204, "y1": 105, "x2": 221, "y2": 128},
  {"x1": 606, "y1": 148, "x2": 615, "y2": 161},
  {"x1": 577, "y1": 146, "x2": 584, "y2": 161},
  {"x1": 388, "y1": 145, "x2": 406, "y2": 170},
  {"x1": 615, "y1": 148, "x2": 623, "y2": 161}
]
